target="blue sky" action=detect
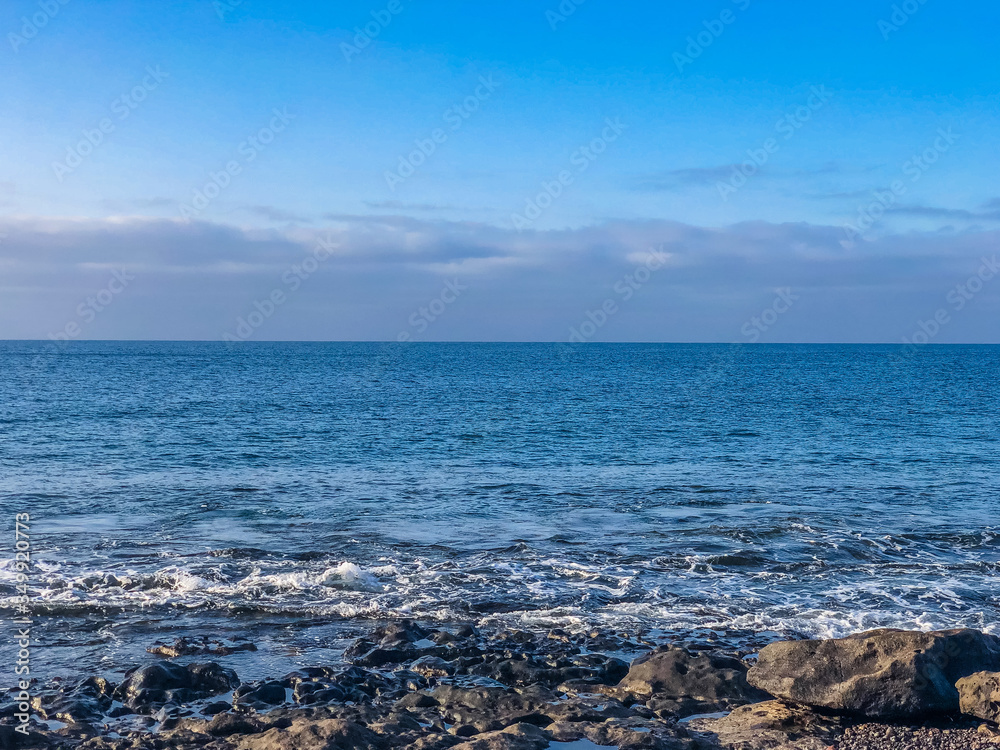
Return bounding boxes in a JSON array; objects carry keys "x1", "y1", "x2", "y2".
[{"x1": 1, "y1": 0, "x2": 999, "y2": 342}]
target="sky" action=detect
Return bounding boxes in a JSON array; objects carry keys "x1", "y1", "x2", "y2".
[{"x1": 1, "y1": 0, "x2": 998, "y2": 343}]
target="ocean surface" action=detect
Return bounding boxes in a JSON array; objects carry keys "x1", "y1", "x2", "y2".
[{"x1": 2, "y1": 341, "x2": 999, "y2": 681}]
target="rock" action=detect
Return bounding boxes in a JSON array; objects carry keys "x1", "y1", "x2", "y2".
[
  {"x1": 484, "y1": 659, "x2": 560, "y2": 688},
  {"x1": 541, "y1": 694, "x2": 634, "y2": 723},
  {"x1": 235, "y1": 718, "x2": 387, "y2": 750},
  {"x1": 147, "y1": 636, "x2": 257, "y2": 658},
  {"x1": 204, "y1": 712, "x2": 265, "y2": 736},
  {"x1": 113, "y1": 661, "x2": 239, "y2": 709},
  {"x1": 410, "y1": 656, "x2": 454, "y2": 678},
  {"x1": 748, "y1": 629, "x2": 1000, "y2": 719},
  {"x1": 615, "y1": 646, "x2": 767, "y2": 716},
  {"x1": 450, "y1": 722, "x2": 549, "y2": 750},
  {"x1": 353, "y1": 647, "x2": 416, "y2": 668},
  {"x1": 235, "y1": 681, "x2": 288, "y2": 707},
  {"x1": 600, "y1": 656, "x2": 631, "y2": 684},
  {"x1": 396, "y1": 692, "x2": 439, "y2": 709},
  {"x1": 958, "y1": 671, "x2": 1000, "y2": 724},
  {"x1": 688, "y1": 699, "x2": 849, "y2": 750},
  {"x1": 548, "y1": 718, "x2": 704, "y2": 749},
  {"x1": 429, "y1": 686, "x2": 553, "y2": 733},
  {"x1": 35, "y1": 677, "x2": 113, "y2": 725},
  {"x1": 203, "y1": 700, "x2": 232, "y2": 715},
  {"x1": 0, "y1": 724, "x2": 52, "y2": 748},
  {"x1": 980, "y1": 722, "x2": 1000, "y2": 737}
]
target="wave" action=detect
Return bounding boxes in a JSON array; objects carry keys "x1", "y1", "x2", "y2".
[{"x1": 3, "y1": 548, "x2": 998, "y2": 646}]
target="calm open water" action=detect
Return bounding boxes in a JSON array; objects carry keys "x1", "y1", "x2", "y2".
[{"x1": 1, "y1": 342, "x2": 998, "y2": 680}]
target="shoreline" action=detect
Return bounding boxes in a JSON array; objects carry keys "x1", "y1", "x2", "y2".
[{"x1": 6, "y1": 621, "x2": 1000, "y2": 749}]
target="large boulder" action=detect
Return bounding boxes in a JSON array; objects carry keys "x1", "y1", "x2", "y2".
[
  {"x1": 747, "y1": 629, "x2": 1000, "y2": 719},
  {"x1": 113, "y1": 661, "x2": 239, "y2": 709},
  {"x1": 615, "y1": 646, "x2": 768, "y2": 716},
  {"x1": 957, "y1": 671, "x2": 1000, "y2": 724}
]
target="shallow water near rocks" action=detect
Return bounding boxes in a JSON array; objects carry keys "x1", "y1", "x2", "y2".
[{"x1": 2, "y1": 341, "x2": 999, "y2": 681}]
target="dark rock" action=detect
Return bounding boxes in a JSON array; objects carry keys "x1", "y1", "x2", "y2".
[
  {"x1": 235, "y1": 681, "x2": 287, "y2": 706},
  {"x1": 748, "y1": 628, "x2": 1000, "y2": 719},
  {"x1": 396, "y1": 692, "x2": 439, "y2": 709},
  {"x1": 615, "y1": 645, "x2": 767, "y2": 716},
  {"x1": 429, "y1": 685, "x2": 554, "y2": 733},
  {"x1": 371, "y1": 620, "x2": 432, "y2": 645},
  {"x1": 0, "y1": 724, "x2": 52, "y2": 748},
  {"x1": 203, "y1": 700, "x2": 231, "y2": 715},
  {"x1": 600, "y1": 657, "x2": 630, "y2": 684},
  {"x1": 113, "y1": 661, "x2": 239, "y2": 709},
  {"x1": 431, "y1": 631, "x2": 464, "y2": 646},
  {"x1": 957, "y1": 671, "x2": 1000, "y2": 724},
  {"x1": 550, "y1": 718, "x2": 701, "y2": 749},
  {"x1": 541, "y1": 694, "x2": 634, "y2": 723},
  {"x1": 233, "y1": 718, "x2": 387, "y2": 750},
  {"x1": 35, "y1": 678, "x2": 113, "y2": 725},
  {"x1": 206, "y1": 712, "x2": 265, "y2": 736},
  {"x1": 410, "y1": 656, "x2": 455, "y2": 678},
  {"x1": 479, "y1": 658, "x2": 559, "y2": 688},
  {"x1": 353, "y1": 647, "x2": 416, "y2": 668},
  {"x1": 147, "y1": 636, "x2": 257, "y2": 658}
]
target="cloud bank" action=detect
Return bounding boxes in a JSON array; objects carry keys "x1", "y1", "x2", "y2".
[{"x1": 1, "y1": 216, "x2": 997, "y2": 343}]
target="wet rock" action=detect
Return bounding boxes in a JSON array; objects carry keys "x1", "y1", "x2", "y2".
[
  {"x1": 343, "y1": 639, "x2": 379, "y2": 660},
  {"x1": 410, "y1": 656, "x2": 455, "y2": 678},
  {"x1": 235, "y1": 681, "x2": 288, "y2": 707},
  {"x1": 688, "y1": 699, "x2": 849, "y2": 750},
  {"x1": 353, "y1": 646, "x2": 416, "y2": 668},
  {"x1": 333, "y1": 666, "x2": 398, "y2": 701},
  {"x1": 113, "y1": 661, "x2": 239, "y2": 709},
  {"x1": 147, "y1": 636, "x2": 257, "y2": 658},
  {"x1": 615, "y1": 646, "x2": 767, "y2": 716},
  {"x1": 234, "y1": 717, "x2": 387, "y2": 750},
  {"x1": 429, "y1": 685, "x2": 553, "y2": 733},
  {"x1": 957, "y1": 671, "x2": 1000, "y2": 724},
  {"x1": 541, "y1": 694, "x2": 634, "y2": 723},
  {"x1": 203, "y1": 700, "x2": 232, "y2": 715},
  {"x1": 35, "y1": 677, "x2": 113, "y2": 725},
  {"x1": 371, "y1": 620, "x2": 433, "y2": 645},
  {"x1": 748, "y1": 628, "x2": 1000, "y2": 719},
  {"x1": 0, "y1": 723, "x2": 52, "y2": 748},
  {"x1": 432, "y1": 630, "x2": 465, "y2": 646},
  {"x1": 548, "y1": 718, "x2": 702, "y2": 749},
  {"x1": 482, "y1": 658, "x2": 560, "y2": 688}
]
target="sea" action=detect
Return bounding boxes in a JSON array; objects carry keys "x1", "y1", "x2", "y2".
[{"x1": 1, "y1": 341, "x2": 998, "y2": 681}]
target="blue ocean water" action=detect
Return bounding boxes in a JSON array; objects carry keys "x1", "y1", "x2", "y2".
[{"x1": 1, "y1": 342, "x2": 999, "y2": 679}]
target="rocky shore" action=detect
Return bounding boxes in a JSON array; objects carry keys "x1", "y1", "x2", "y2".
[{"x1": 4, "y1": 623, "x2": 1000, "y2": 750}]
